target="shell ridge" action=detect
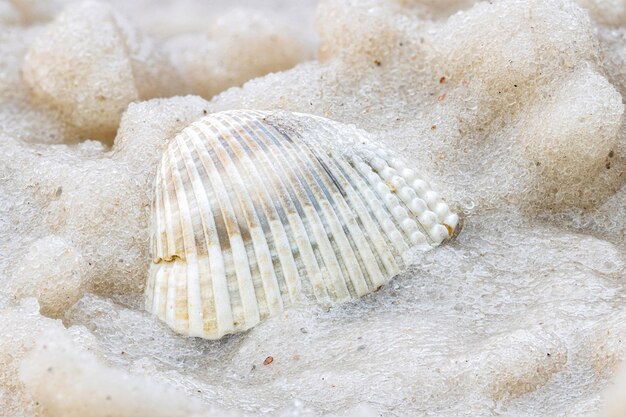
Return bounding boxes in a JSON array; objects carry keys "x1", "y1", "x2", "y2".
[
  {"x1": 151, "y1": 263, "x2": 168, "y2": 316},
  {"x1": 237, "y1": 114, "x2": 346, "y2": 301},
  {"x1": 157, "y1": 158, "x2": 174, "y2": 261},
  {"x1": 186, "y1": 127, "x2": 260, "y2": 333},
  {"x1": 273, "y1": 117, "x2": 415, "y2": 256},
  {"x1": 287, "y1": 140, "x2": 374, "y2": 297},
  {"x1": 214, "y1": 114, "x2": 305, "y2": 305},
  {"x1": 175, "y1": 133, "x2": 228, "y2": 336},
  {"x1": 195, "y1": 120, "x2": 278, "y2": 319},
  {"x1": 354, "y1": 155, "x2": 430, "y2": 248},
  {"x1": 163, "y1": 141, "x2": 197, "y2": 334},
  {"x1": 165, "y1": 261, "x2": 178, "y2": 328},
  {"x1": 196, "y1": 120, "x2": 284, "y2": 318},
  {"x1": 328, "y1": 155, "x2": 403, "y2": 282},
  {"x1": 313, "y1": 150, "x2": 387, "y2": 291},
  {"x1": 178, "y1": 137, "x2": 225, "y2": 335},
  {"x1": 229, "y1": 113, "x2": 331, "y2": 304},
  {"x1": 366, "y1": 154, "x2": 436, "y2": 246},
  {"x1": 325, "y1": 162, "x2": 406, "y2": 274},
  {"x1": 160, "y1": 147, "x2": 185, "y2": 261},
  {"x1": 243, "y1": 117, "x2": 352, "y2": 301},
  {"x1": 351, "y1": 158, "x2": 412, "y2": 252},
  {"x1": 182, "y1": 129, "x2": 234, "y2": 338},
  {"x1": 311, "y1": 122, "x2": 404, "y2": 284},
  {"x1": 151, "y1": 165, "x2": 164, "y2": 262},
  {"x1": 265, "y1": 122, "x2": 373, "y2": 297},
  {"x1": 359, "y1": 142, "x2": 455, "y2": 245},
  {"x1": 172, "y1": 137, "x2": 210, "y2": 336}
]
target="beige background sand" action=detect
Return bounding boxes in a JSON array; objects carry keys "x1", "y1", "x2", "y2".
[{"x1": 0, "y1": 0, "x2": 624, "y2": 416}]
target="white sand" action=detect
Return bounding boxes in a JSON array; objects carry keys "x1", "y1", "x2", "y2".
[{"x1": 0, "y1": 0, "x2": 624, "y2": 416}]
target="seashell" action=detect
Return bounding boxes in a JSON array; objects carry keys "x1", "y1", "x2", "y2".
[{"x1": 145, "y1": 110, "x2": 458, "y2": 339}]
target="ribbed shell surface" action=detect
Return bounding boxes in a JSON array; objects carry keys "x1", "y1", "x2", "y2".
[{"x1": 146, "y1": 110, "x2": 458, "y2": 339}]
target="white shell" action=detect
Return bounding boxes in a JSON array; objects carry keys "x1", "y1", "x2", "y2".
[{"x1": 145, "y1": 110, "x2": 458, "y2": 339}]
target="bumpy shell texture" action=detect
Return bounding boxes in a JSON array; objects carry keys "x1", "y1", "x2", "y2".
[{"x1": 145, "y1": 110, "x2": 458, "y2": 339}]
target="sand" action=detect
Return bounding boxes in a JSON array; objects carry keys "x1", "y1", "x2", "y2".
[{"x1": 0, "y1": 0, "x2": 624, "y2": 416}]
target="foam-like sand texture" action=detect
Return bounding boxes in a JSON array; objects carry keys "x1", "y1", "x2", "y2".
[{"x1": 0, "y1": 0, "x2": 624, "y2": 416}]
